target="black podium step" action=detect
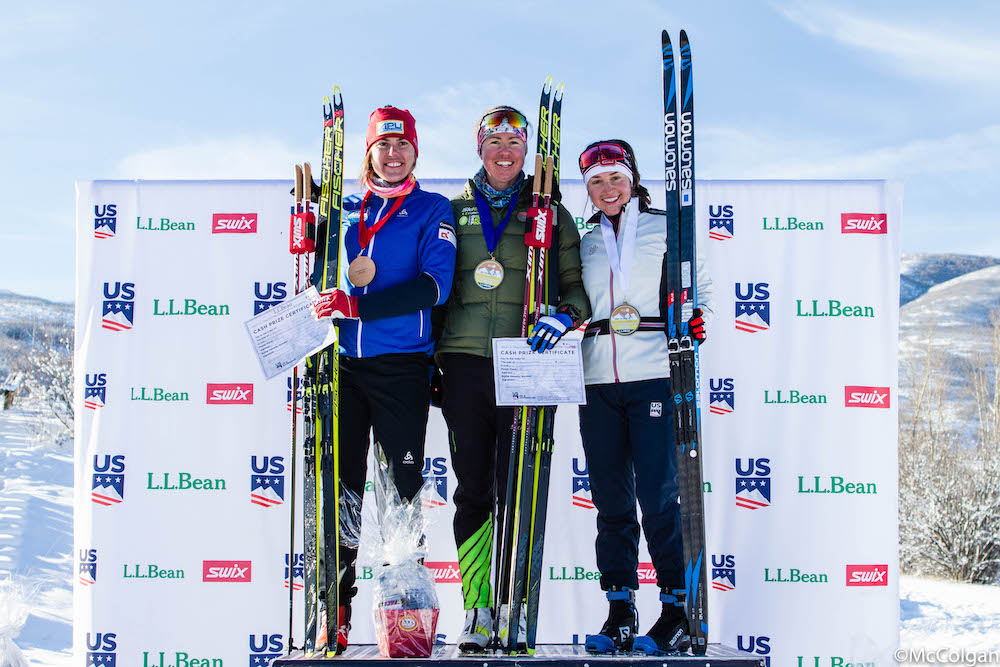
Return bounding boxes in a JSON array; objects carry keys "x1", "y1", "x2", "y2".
[{"x1": 272, "y1": 643, "x2": 763, "y2": 667}]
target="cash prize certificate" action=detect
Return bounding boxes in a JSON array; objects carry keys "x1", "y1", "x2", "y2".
[
  {"x1": 245, "y1": 286, "x2": 338, "y2": 380},
  {"x1": 491, "y1": 337, "x2": 586, "y2": 406}
]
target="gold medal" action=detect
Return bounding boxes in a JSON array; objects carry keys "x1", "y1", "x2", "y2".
[
  {"x1": 610, "y1": 303, "x2": 641, "y2": 336},
  {"x1": 474, "y1": 258, "x2": 504, "y2": 290},
  {"x1": 348, "y1": 256, "x2": 377, "y2": 287}
]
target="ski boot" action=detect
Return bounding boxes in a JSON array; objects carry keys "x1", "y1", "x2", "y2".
[
  {"x1": 336, "y1": 605, "x2": 351, "y2": 655},
  {"x1": 634, "y1": 589, "x2": 690, "y2": 655},
  {"x1": 496, "y1": 603, "x2": 527, "y2": 652},
  {"x1": 458, "y1": 608, "x2": 493, "y2": 653},
  {"x1": 584, "y1": 586, "x2": 638, "y2": 654}
]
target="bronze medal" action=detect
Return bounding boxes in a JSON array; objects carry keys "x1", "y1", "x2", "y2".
[
  {"x1": 610, "y1": 303, "x2": 641, "y2": 336},
  {"x1": 348, "y1": 256, "x2": 377, "y2": 287},
  {"x1": 474, "y1": 258, "x2": 504, "y2": 290}
]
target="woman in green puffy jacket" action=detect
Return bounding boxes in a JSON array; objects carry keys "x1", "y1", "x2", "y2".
[{"x1": 434, "y1": 105, "x2": 590, "y2": 651}]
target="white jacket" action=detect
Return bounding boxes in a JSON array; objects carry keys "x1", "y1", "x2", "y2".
[{"x1": 579, "y1": 202, "x2": 713, "y2": 386}]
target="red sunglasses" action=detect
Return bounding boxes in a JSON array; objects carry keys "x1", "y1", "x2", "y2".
[{"x1": 578, "y1": 142, "x2": 629, "y2": 174}]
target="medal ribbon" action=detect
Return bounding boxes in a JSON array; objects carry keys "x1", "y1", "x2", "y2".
[
  {"x1": 358, "y1": 191, "x2": 407, "y2": 248},
  {"x1": 599, "y1": 197, "x2": 640, "y2": 295},
  {"x1": 473, "y1": 188, "x2": 520, "y2": 255}
]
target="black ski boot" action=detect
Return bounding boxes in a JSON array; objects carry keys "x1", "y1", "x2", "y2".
[
  {"x1": 584, "y1": 586, "x2": 638, "y2": 654},
  {"x1": 634, "y1": 589, "x2": 690, "y2": 655}
]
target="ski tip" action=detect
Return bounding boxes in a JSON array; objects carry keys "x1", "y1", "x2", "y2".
[
  {"x1": 680, "y1": 29, "x2": 690, "y2": 45},
  {"x1": 541, "y1": 75, "x2": 553, "y2": 92},
  {"x1": 332, "y1": 86, "x2": 342, "y2": 104},
  {"x1": 553, "y1": 81, "x2": 565, "y2": 100}
]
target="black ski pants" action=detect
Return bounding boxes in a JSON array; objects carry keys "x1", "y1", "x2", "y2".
[
  {"x1": 439, "y1": 352, "x2": 516, "y2": 604},
  {"x1": 578, "y1": 378, "x2": 684, "y2": 592},
  {"x1": 337, "y1": 352, "x2": 431, "y2": 602}
]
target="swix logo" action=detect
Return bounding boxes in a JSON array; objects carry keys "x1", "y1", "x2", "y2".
[
  {"x1": 249, "y1": 633, "x2": 284, "y2": 665},
  {"x1": 203, "y1": 560, "x2": 252, "y2": 582},
  {"x1": 254, "y1": 281, "x2": 287, "y2": 314},
  {"x1": 712, "y1": 554, "x2": 735, "y2": 591},
  {"x1": 709, "y1": 378, "x2": 734, "y2": 415},
  {"x1": 425, "y1": 561, "x2": 461, "y2": 583},
  {"x1": 846, "y1": 564, "x2": 888, "y2": 586},
  {"x1": 524, "y1": 207, "x2": 553, "y2": 248},
  {"x1": 79, "y1": 548, "x2": 98, "y2": 586},
  {"x1": 85, "y1": 373, "x2": 108, "y2": 410},
  {"x1": 284, "y1": 553, "x2": 304, "y2": 591},
  {"x1": 737, "y1": 635, "x2": 771, "y2": 667},
  {"x1": 637, "y1": 562, "x2": 657, "y2": 585},
  {"x1": 735, "y1": 282, "x2": 770, "y2": 333},
  {"x1": 735, "y1": 457, "x2": 771, "y2": 510},
  {"x1": 709, "y1": 204, "x2": 734, "y2": 241},
  {"x1": 92, "y1": 454, "x2": 125, "y2": 506},
  {"x1": 845, "y1": 386, "x2": 890, "y2": 408},
  {"x1": 841, "y1": 213, "x2": 887, "y2": 235},
  {"x1": 212, "y1": 213, "x2": 257, "y2": 234},
  {"x1": 250, "y1": 456, "x2": 284, "y2": 507},
  {"x1": 206, "y1": 383, "x2": 254, "y2": 405},
  {"x1": 86, "y1": 631, "x2": 118, "y2": 667},
  {"x1": 102, "y1": 282, "x2": 135, "y2": 332},
  {"x1": 571, "y1": 458, "x2": 594, "y2": 509},
  {"x1": 421, "y1": 457, "x2": 448, "y2": 508},
  {"x1": 94, "y1": 204, "x2": 117, "y2": 239},
  {"x1": 287, "y1": 375, "x2": 303, "y2": 414}
]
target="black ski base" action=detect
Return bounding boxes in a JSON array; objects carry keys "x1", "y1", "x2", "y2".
[{"x1": 272, "y1": 643, "x2": 762, "y2": 666}]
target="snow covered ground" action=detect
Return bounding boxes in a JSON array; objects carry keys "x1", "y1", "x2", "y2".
[{"x1": 0, "y1": 407, "x2": 996, "y2": 666}]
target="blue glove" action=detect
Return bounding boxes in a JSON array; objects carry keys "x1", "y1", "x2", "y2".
[{"x1": 527, "y1": 313, "x2": 574, "y2": 352}]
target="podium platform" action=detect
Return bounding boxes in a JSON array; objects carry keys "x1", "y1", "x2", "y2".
[{"x1": 272, "y1": 643, "x2": 764, "y2": 667}]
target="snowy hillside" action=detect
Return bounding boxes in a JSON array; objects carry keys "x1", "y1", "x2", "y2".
[{"x1": 899, "y1": 253, "x2": 1000, "y2": 306}]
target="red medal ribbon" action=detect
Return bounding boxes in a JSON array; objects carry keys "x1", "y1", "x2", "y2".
[{"x1": 358, "y1": 191, "x2": 407, "y2": 248}]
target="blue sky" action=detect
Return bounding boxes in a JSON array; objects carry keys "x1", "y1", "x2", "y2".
[{"x1": 3, "y1": 0, "x2": 998, "y2": 302}]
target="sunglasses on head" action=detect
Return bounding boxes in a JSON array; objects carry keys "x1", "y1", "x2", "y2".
[
  {"x1": 578, "y1": 142, "x2": 630, "y2": 173},
  {"x1": 480, "y1": 108, "x2": 528, "y2": 131}
]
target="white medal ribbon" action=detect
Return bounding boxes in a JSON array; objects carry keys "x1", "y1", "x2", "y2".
[{"x1": 599, "y1": 197, "x2": 640, "y2": 296}]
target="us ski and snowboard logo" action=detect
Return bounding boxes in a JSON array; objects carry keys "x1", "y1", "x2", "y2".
[
  {"x1": 571, "y1": 457, "x2": 594, "y2": 509},
  {"x1": 254, "y1": 281, "x2": 287, "y2": 314},
  {"x1": 420, "y1": 456, "x2": 448, "y2": 508},
  {"x1": 86, "y1": 631, "x2": 117, "y2": 667},
  {"x1": 286, "y1": 376, "x2": 302, "y2": 414},
  {"x1": 102, "y1": 282, "x2": 135, "y2": 332},
  {"x1": 94, "y1": 204, "x2": 117, "y2": 239},
  {"x1": 709, "y1": 378, "x2": 734, "y2": 415},
  {"x1": 92, "y1": 454, "x2": 125, "y2": 506},
  {"x1": 250, "y1": 456, "x2": 285, "y2": 507},
  {"x1": 735, "y1": 282, "x2": 770, "y2": 333},
  {"x1": 735, "y1": 457, "x2": 770, "y2": 510},
  {"x1": 84, "y1": 373, "x2": 108, "y2": 410},
  {"x1": 737, "y1": 635, "x2": 771, "y2": 667},
  {"x1": 249, "y1": 633, "x2": 284, "y2": 665},
  {"x1": 708, "y1": 204, "x2": 733, "y2": 241},
  {"x1": 711, "y1": 554, "x2": 735, "y2": 591},
  {"x1": 284, "y1": 553, "x2": 304, "y2": 591},
  {"x1": 79, "y1": 548, "x2": 98, "y2": 586}
]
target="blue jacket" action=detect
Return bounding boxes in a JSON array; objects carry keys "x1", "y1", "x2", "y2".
[{"x1": 337, "y1": 185, "x2": 457, "y2": 358}]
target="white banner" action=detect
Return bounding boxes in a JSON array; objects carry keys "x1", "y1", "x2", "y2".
[{"x1": 74, "y1": 178, "x2": 901, "y2": 667}]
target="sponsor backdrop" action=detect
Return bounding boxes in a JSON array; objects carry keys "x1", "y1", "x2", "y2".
[{"x1": 75, "y1": 178, "x2": 902, "y2": 667}]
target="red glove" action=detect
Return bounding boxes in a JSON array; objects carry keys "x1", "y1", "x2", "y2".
[
  {"x1": 688, "y1": 307, "x2": 706, "y2": 343},
  {"x1": 313, "y1": 289, "x2": 358, "y2": 320}
]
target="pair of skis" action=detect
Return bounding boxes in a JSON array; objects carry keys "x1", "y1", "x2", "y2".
[
  {"x1": 288, "y1": 88, "x2": 346, "y2": 658},
  {"x1": 496, "y1": 78, "x2": 563, "y2": 654},
  {"x1": 662, "y1": 30, "x2": 709, "y2": 655}
]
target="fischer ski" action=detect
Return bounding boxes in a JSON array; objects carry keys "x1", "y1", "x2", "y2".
[
  {"x1": 497, "y1": 78, "x2": 563, "y2": 654},
  {"x1": 657, "y1": 29, "x2": 709, "y2": 655}
]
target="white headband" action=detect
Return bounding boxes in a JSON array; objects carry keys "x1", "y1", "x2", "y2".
[{"x1": 583, "y1": 162, "x2": 634, "y2": 185}]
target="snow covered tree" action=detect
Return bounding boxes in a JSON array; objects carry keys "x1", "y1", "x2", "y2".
[
  {"x1": 899, "y1": 316, "x2": 1000, "y2": 584},
  {"x1": 14, "y1": 330, "x2": 73, "y2": 444}
]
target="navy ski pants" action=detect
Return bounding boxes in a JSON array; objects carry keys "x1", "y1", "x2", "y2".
[{"x1": 578, "y1": 378, "x2": 684, "y2": 592}]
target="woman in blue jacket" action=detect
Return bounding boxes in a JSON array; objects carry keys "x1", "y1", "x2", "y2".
[{"x1": 313, "y1": 106, "x2": 457, "y2": 653}]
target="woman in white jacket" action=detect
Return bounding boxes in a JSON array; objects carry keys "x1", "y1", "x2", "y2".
[{"x1": 576, "y1": 139, "x2": 712, "y2": 656}]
